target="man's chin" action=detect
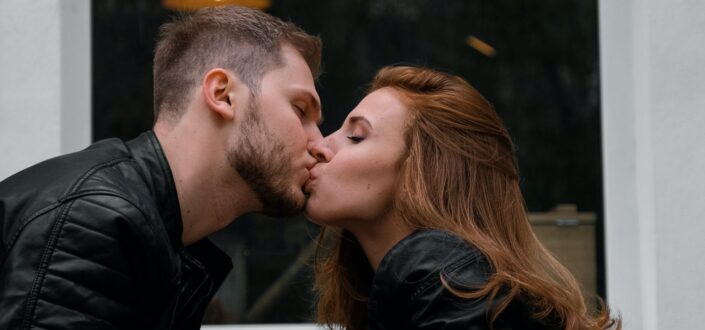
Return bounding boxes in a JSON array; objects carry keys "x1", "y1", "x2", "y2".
[{"x1": 260, "y1": 188, "x2": 305, "y2": 218}]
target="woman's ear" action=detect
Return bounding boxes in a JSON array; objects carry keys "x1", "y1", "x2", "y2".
[{"x1": 202, "y1": 68, "x2": 246, "y2": 121}]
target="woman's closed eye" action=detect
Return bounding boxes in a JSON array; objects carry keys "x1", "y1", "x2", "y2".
[{"x1": 347, "y1": 135, "x2": 364, "y2": 143}]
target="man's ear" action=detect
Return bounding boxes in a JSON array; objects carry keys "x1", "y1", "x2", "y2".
[{"x1": 202, "y1": 68, "x2": 246, "y2": 121}]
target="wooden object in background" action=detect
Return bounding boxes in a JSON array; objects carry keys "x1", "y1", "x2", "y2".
[{"x1": 528, "y1": 204, "x2": 597, "y2": 300}]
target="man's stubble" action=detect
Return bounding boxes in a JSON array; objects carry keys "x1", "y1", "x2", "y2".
[{"x1": 228, "y1": 100, "x2": 304, "y2": 217}]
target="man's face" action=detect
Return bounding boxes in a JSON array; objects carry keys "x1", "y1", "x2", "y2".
[{"x1": 229, "y1": 45, "x2": 322, "y2": 217}]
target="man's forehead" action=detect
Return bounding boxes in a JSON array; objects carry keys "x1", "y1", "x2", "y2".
[{"x1": 262, "y1": 52, "x2": 316, "y2": 88}]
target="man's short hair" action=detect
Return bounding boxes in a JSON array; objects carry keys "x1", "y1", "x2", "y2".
[{"x1": 153, "y1": 6, "x2": 322, "y2": 121}]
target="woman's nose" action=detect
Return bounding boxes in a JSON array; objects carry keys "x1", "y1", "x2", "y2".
[{"x1": 308, "y1": 136, "x2": 334, "y2": 163}]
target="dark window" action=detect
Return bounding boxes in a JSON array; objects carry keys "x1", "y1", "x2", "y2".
[{"x1": 92, "y1": 0, "x2": 603, "y2": 324}]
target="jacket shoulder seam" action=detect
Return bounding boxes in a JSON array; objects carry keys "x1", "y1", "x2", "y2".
[
  {"x1": 17, "y1": 189, "x2": 150, "y2": 329},
  {"x1": 65, "y1": 157, "x2": 134, "y2": 195},
  {"x1": 3, "y1": 157, "x2": 134, "y2": 257},
  {"x1": 20, "y1": 200, "x2": 75, "y2": 329},
  {"x1": 2, "y1": 190, "x2": 146, "y2": 269}
]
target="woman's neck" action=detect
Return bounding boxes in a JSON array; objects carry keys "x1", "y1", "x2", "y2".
[{"x1": 349, "y1": 214, "x2": 414, "y2": 271}]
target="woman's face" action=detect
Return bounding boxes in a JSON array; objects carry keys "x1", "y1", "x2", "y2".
[{"x1": 305, "y1": 87, "x2": 409, "y2": 228}]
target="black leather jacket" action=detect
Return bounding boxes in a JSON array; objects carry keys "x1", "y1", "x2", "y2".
[
  {"x1": 368, "y1": 230, "x2": 558, "y2": 330},
  {"x1": 0, "y1": 131, "x2": 232, "y2": 329}
]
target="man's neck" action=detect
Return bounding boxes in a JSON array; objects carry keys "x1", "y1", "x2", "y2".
[{"x1": 154, "y1": 119, "x2": 262, "y2": 246}]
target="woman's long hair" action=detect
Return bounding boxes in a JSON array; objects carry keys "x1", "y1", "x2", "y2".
[{"x1": 313, "y1": 66, "x2": 620, "y2": 330}]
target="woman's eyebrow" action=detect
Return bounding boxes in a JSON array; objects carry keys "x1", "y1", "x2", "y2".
[{"x1": 348, "y1": 116, "x2": 372, "y2": 128}]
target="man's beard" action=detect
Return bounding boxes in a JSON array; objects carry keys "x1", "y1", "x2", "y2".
[{"x1": 228, "y1": 101, "x2": 304, "y2": 217}]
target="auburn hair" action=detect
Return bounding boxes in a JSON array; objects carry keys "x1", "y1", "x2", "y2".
[
  {"x1": 314, "y1": 66, "x2": 620, "y2": 330},
  {"x1": 152, "y1": 6, "x2": 322, "y2": 121}
]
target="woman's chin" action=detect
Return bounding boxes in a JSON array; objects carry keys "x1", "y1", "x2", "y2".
[
  {"x1": 303, "y1": 205, "x2": 338, "y2": 227},
  {"x1": 302, "y1": 209, "x2": 317, "y2": 223},
  {"x1": 303, "y1": 201, "x2": 324, "y2": 225}
]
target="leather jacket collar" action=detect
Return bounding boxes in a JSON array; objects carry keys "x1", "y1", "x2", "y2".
[{"x1": 127, "y1": 131, "x2": 184, "y2": 250}]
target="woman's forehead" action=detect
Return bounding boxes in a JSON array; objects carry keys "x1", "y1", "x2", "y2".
[{"x1": 350, "y1": 88, "x2": 409, "y2": 123}]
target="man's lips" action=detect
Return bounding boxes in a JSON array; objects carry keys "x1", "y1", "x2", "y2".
[
  {"x1": 304, "y1": 177, "x2": 315, "y2": 194},
  {"x1": 303, "y1": 183, "x2": 310, "y2": 196},
  {"x1": 308, "y1": 166, "x2": 321, "y2": 180},
  {"x1": 304, "y1": 167, "x2": 321, "y2": 194}
]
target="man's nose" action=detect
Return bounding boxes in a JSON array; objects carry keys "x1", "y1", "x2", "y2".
[{"x1": 306, "y1": 124, "x2": 324, "y2": 147}]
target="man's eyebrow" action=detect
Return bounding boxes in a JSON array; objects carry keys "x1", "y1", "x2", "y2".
[{"x1": 348, "y1": 116, "x2": 372, "y2": 128}]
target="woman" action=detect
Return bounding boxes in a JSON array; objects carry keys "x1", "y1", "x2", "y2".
[{"x1": 305, "y1": 66, "x2": 620, "y2": 330}]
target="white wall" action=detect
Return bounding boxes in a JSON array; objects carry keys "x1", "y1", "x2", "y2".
[
  {"x1": 0, "y1": 0, "x2": 91, "y2": 180},
  {"x1": 600, "y1": 0, "x2": 705, "y2": 329}
]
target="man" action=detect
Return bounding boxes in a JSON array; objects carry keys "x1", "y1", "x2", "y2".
[{"x1": 0, "y1": 6, "x2": 323, "y2": 329}]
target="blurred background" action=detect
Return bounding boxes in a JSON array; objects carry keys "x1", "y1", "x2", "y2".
[{"x1": 91, "y1": 0, "x2": 604, "y2": 325}]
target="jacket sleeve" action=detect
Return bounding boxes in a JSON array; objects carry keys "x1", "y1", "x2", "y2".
[{"x1": 0, "y1": 194, "x2": 151, "y2": 329}]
